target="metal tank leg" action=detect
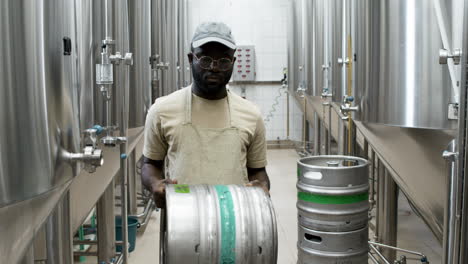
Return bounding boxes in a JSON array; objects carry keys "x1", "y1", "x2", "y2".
[
  {"x1": 128, "y1": 150, "x2": 138, "y2": 215},
  {"x1": 97, "y1": 179, "x2": 116, "y2": 263},
  {"x1": 46, "y1": 191, "x2": 73, "y2": 264},
  {"x1": 377, "y1": 163, "x2": 398, "y2": 261},
  {"x1": 313, "y1": 112, "x2": 321, "y2": 155}
]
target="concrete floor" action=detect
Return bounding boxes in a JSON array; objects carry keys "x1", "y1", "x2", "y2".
[{"x1": 77, "y1": 149, "x2": 442, "y2": 264}]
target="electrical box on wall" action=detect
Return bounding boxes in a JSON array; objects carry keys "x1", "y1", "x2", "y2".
[{"x1": 233, "y1": 45, "x2": 256, "y2": 82}]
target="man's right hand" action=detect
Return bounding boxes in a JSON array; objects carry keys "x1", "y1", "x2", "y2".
[{"x1": 151, "y1": 178, "x2": 178, "y2": 208}]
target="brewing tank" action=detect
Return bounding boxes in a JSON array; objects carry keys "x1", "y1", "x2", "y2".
[
  {"x1": 358, "y1": 0, "x2": 459, "y2": 129},
  {"x1": 129, "y1": 0, "x2": 152, "y2": 128},
  {"x1": 287, "y1": 0, "x2": 304, "y2": 94},
  {"x1": 330, "y1": 0, "x2": 347, "y2": 103},
  {"x1": 0, "y1": 0, "x2": 80, "y2": 262}
]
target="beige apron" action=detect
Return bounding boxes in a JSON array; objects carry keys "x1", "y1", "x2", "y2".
[{"x1": 166, "y1": 87, "x2": 248, "y2": 184}]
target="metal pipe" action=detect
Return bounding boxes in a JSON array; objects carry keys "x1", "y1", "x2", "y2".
[
  {"x1": 133, "y1": 198, "x2": 154, "y2": 219},
  {"x1": 138, "y1": 200, "x2": 155, "y2": 228},
  {"x1": 313, "y1": 112, "x2": 321, "y2": 155},
  {"x1": 442, "y1": 139, "x2": 461, "y2": 264},
  {"x1": 104, "y1": 0, "x2": 113, "y2": 41},
  {"x1": 369, "y1": 149, "x2": 376, "y2": 209},
  {"x1": 74, "y1": 240, "x2": 123, "y2": 246},
  {"x1": 97, "y1": 180, "x2": 116, "y2": 262},
  {"x1": 46, "y1": 192, "x2": 73, "y2": 264},
  {"x1": 369, "y1": 241, "x2": 428, "y2": 261},
  {"x1": 369, "y1": 244, "x2": 391, "y2": 264},
  {"x1": 128, "y1": 151, "x2": 138, "y2": 215},
  {"x1": 368, "y1": 252, "x2": 380, "y2": 264},
  {"x1": 73, "y1": 251, "x2": 98, "y2": 257}
]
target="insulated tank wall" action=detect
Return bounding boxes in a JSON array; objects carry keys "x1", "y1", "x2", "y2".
[
  {"x1": 0, "y1": 0, "x2": 81, "y2": 262},
  {"x1": 129, "y1": 0, "x2": 152, "y2": 128},
  {"x1": 358, "y1": 0, "x2": 458, "y2": 129}
]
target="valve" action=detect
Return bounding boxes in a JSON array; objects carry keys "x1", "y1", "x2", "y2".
[
  {"x1": 340, "y1": 95, "x2": 358, "y2": 115},
  {"x1": 65, "y1": 128, "x2": 104, "y2": 173},
  {"x1": 337, "y1": 57, "x2": 350, "y2": 66},
  {"x1": 439, "y1": 48, "x2": 462, "y2": 65}
]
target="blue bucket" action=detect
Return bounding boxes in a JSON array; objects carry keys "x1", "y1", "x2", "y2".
[{"x1": 115, "y1": 216, "x2": 139, "y2": 253}]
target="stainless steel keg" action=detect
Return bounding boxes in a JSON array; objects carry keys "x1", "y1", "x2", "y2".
[
  {"x1": 162, "y1": 184, "x2": 278, "y2": 264},
  {"x1": 297, "y1": 225, "x2": 369, "y2": 264},
  {"x1": 297, "y1": 155, "x2": 370, "y2": 232}
]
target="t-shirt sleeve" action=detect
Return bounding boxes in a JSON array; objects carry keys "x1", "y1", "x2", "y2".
[
  {"x1": 143, "y1": 102, "x2": 168, "y2": 161},
  {"x1": 246, "y1": 115, "x2": 268, "y2": 168}
]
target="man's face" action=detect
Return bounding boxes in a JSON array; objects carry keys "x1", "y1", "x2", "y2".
[{"x1": 188, "y1": 42, "x2": 236, "y2": 94}]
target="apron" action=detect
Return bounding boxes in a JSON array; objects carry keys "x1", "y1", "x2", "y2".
[{"x1": 165, "y1": 87, "x2": 248, "y2": 185}]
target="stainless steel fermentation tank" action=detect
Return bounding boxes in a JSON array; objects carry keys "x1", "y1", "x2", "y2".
[
  {"x1": 0, "y1": 0, "x2": 81, "y2": 263},
  {"x1": 287, "y1": 0, "x2": 303, "y2": 94},
  {"x1": 129, "y1": 0, "x2": 152, "y2": 129},
  {"x1": 356, "y1": 0, "x2": 461, "y2": 129},
  {"x1": 161, "y1": 184, "x2": 278, "y2": 264},
  {"x1": 151, "y1": 0, "x2": 190, "y2": 98}
]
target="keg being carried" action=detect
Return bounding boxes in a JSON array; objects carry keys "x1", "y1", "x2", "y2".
[{"x1": 161, "y1": 184, "x2": 278, "y2": 264}]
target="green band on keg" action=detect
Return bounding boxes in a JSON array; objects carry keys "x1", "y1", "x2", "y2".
[
  {"x1": 215, "y1": 185, "x2": 236, "y2": 264},
  {"x1": 174, "y1": 184, "x2": 190, "y2": 193},
  {"x1": 298, "y1": 192, "x2": 368, "y2": 204}
]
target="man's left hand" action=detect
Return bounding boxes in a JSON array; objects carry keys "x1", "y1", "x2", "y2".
[{"x1": 246, "y1": 180, "x2": 270, "y2": 196}]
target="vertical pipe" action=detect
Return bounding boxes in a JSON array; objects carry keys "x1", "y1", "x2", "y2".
[
  {"x1": 302, "y1": 97, "x2": 307, "y2": 152},
  {"x1": 369, "y1": 148, "x2": 376, "y2": 208},
  {"x1": 20, "y1": 245, "x2": 34, "y2": 264},
  {"x1": 377, "y1": 165, "x2": 398, "y2": 261},
  {"x1": 313, "y1": 112, "x2": 321, "y2": 155},
  {"x1": 46, "y1": 192, "x2": 73, "y2": 264},
  {"x1": 104, "y1": 0, "x2": 113, "y2": 41},
  {"x1": 338, "y1": 117, "x2": 345, "y2": 155},
  {"x1": 97, "y1": 180, "x2": 116, "y2": 262},
  {"x1": 443, "y1": 140, "x2": 460, "y2": 264},
  {"x1": 128, "y1": 150, "x2": 138, "y2": 215}
]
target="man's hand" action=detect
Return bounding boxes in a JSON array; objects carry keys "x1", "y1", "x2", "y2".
[
  {"x1": 151, "y1": 178, "x2": 178, "y2": 208},
  {"x1": 246, "y1": 179, "x2": 270, "y2": 196}
]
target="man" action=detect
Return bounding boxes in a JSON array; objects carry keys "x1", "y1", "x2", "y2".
[{"x1": 141, "y1": 22, "x2": 270, "y2": 208}]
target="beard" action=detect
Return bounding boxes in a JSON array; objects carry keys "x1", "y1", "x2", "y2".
[{"x1": 191, "y1": 66, "x2": 233, "y2": 94}]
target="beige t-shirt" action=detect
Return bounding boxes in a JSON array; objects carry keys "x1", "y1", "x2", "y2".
[{"x1": 143, "y1": 87, "x2": 267, "y2": 168}]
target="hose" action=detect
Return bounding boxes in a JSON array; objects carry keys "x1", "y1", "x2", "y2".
[{"x1": 264, "y1": 71, "x2": 288, "y2": 123}]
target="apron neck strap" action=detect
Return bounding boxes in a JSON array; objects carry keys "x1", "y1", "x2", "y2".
[{"x1": 184, "y1": 87, "x2": 235, "y2": 127}]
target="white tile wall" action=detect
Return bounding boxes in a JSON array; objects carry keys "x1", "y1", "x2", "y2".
[{"x1": 187, "y1": 0, "x2": 297, "y2": 140}]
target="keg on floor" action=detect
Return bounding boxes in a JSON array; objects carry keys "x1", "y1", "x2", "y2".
[
  {"x1": 297, "y1": 155, "x2": 370, "y2": 231},
  {"x1": 297, "y1": 155, "x2": 370, "y2": 264},
  {"x1": 161, "y1": 184, "x2": 278, "y2": 264}
]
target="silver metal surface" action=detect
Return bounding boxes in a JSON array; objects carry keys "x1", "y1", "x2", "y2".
[
  {"x1": 443, "y1": 139, "x2": 461, "y2": 263},
  {"x1": 163, "y1": 184, "x2": 278, "y2": 264},
  {"x1": 297, "y1": 225, "x2": 368, "y2": 264},
  {"x1": 46, "y1": 192, "x2": 73, "y2": 264},
  {"x1": 330, "y1": 0, "x2": 346, "y2": 103},
  {"x1": 376, "y1": 164, "x2": 398, "y2": 261},
  {"x1": 359, "y1": 0, "x2": 458, "y2": 129},
  {"x1": 297, "y1": 156, "x2": 369, "y2": 231},
  {"x1": 287, "y1": 0, "x2": 303, "y2": 95},
  {"x1": 97, "y1": 180, "x2": 116, "y2": 263},
  {"x1": 129, "y1": 0, "x2": 152, "y2": 128},
  {"x1": 128, "y1": 151, "x2": 138, "y2": 215},
  {"x1": 0, "y1": 0, "x2": 83, "y2": 262}
]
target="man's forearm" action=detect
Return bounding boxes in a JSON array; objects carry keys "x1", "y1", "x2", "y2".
[
  {"x1": 141, "y1": 156, "x2": 165, "y2": 192},
  {"x1": 247, "y1": 167, "x2": 270, "y2": 190}
]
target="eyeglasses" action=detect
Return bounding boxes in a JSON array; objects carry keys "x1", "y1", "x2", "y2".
[{"x1": 192, "y1": 53, "x2": 234, "y2": 71}]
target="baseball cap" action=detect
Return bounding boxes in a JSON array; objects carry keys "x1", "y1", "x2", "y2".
[{"x1": 191, "y1": 22, "x2": 236, "y2": 50}]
